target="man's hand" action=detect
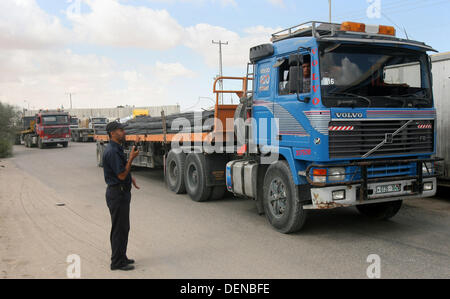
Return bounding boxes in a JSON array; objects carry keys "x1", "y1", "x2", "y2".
[
  {"x1": 130, "y1": 146, "x2": 140, "y2": 160},
  {"x1": 132, "y1": 177, "x2": 140, "y2": 190}
]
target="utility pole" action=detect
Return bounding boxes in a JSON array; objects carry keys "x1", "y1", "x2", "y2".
[
  {"x1": 212, "y1": 40, "x2": 228, "y2": 104},
  {"x1": 66, "y1": 92, "x2": 75, "y2": 110},
  {"x1": 328, "y1": 0, "x2": 332, "y2": 23}
]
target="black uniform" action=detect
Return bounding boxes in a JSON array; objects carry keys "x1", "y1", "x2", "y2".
[{"x1": 103, "y1": 140, "x2": 132, "y2": 268}]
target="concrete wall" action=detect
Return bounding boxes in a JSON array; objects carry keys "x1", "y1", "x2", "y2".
[{"x1": 24, "y1": 105, "x2": 181, "y2": 120}]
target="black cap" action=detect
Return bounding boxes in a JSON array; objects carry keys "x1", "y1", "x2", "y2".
[{"x1": 106, "y1": 121, "x2": 126, "y2": 134}]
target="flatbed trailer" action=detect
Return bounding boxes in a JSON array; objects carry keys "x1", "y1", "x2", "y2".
[{"x1": 95, "y1": 77, "x2": 248, "y2": 200}]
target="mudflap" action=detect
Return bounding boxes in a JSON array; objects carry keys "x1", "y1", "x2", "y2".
[{"x1": 204, "y1": 154, "x2": 229, "y2": 188}]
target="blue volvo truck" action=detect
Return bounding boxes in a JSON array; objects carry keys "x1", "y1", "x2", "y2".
[
  {"x1": 224, "y1": 21, "x2": 443, "y2": 233},
  {"x1": 97, "y1": 21, "x2": 443, "y2": 234}
]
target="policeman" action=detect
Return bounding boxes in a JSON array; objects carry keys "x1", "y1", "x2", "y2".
[{"x1": 103, "y1": 121, "x2": 140, "y2": 271}]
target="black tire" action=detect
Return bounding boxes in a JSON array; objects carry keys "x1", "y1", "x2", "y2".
[
  {"x1": 14, "y1": 135, "x2": 21, "y2": 145},
  {"x1": 356, "y1": 200, "x2": 403, "y2": 220},
  {"x1": 209, "y1": 186, "x2": 226, "y2": 201},
  {"x1": 184, "y1": 153, "x2": 212, "y2": 202},
  {"x1": 166, "y1": 150, "x2": 187, "y2": 194},
  {"x1": 96, "y1": 144, "x2": 104, "y2": 168},
  {"x1": 38, "y1": 137, "x2": 45, "y2": 149},
  {"x1": 263, "y1": 161, "x2": 307, "y2": 234},
  {"x1": 62, "y1": 142, "x2": 68, "y2": 148}
]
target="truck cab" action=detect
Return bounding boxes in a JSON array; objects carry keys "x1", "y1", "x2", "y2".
[
  {"x1": 32, "y1": 110, "x2": 70, "y2": 148},
  {"x1": 226, "y1": 21, "x2": 443, "y2": 232},
  {"x1": 89, "y1": 117, "x2": 108, "y2": 133},
  {"x1": 70, "y1": 116, "x2": 79, "y2": 129}
]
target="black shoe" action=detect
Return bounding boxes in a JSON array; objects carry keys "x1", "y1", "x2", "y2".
[
  {"x1": 125, "y1": 258, "x2": 135, "y2": 265},
  {"x1": 111, "y1": 264, "x2": 135, "y2": 271}
]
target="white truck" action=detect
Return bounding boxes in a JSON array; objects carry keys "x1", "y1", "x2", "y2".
[{"x1": 71, "y1": 117, "x2": 108, "y2": 142}]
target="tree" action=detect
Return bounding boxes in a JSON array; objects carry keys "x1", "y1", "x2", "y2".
[{"x1": 0, "y1": 102, "x2": 19, "y2": 158}]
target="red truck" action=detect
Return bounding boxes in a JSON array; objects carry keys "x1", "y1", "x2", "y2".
[{"x1": 21, "y1": 110, "x2": 71, "y2": 149}]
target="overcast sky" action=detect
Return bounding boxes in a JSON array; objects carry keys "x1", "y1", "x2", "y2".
[{"x1": 1, "y1": 0, "x2": 449, "y2": 111}]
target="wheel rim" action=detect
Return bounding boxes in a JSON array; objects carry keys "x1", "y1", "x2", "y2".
[
  {"x1": 168, "y1": 160, "x2": 178, "y2": 183},
  {"x1": 187, "y1": 163, "x2": 199, "y2": 190},
  {"x1": 268, "y1": 178, "x2": 288, "y2": 218}
]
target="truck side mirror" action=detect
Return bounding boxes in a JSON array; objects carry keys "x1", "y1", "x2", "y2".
[{"x1": 288, "y1": 66, "x2": 304, "y2": 94}]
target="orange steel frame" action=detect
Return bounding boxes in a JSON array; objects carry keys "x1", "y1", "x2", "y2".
[{"x1": 94, "y1": 76, "x2": 252, "y2": 144}]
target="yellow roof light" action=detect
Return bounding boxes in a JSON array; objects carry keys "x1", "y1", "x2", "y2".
[
  {"x1": 341, "y1": 21, "x2": 396, "y2": 36},
  {"x1": 378, "y1": 25, "x2": 396, "y2": 36},
  {"x1": 341, "y1": 22, "x2": 366, "y2": 33}
]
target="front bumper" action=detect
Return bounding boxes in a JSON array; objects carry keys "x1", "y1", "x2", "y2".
[
  {"x1": 303, "y1": 157, "x2": 443, "y2": 209},
  {"x1": 304, "y1": 177, "x2": 436, "y2": 209},
  {"x1": 43, "y1": 138, "x2": 70, "y2": 144}
]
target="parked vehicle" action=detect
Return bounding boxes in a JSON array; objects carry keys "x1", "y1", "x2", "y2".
[
  {"x1": 69, "y1": 116, "x2": 79, "y2": 129},
  {"x1": 96, "y1": 21, "x2": 443, "y2": 233},
  {"x1": 21, "y1": 110, "x2": 70, "y2": 149},
  {"x1": 430, "y1": 52, "x2": 450, "y2": 187},
  {"x1": 71, "y1": 117, "x2": 108, "y2": 142}
]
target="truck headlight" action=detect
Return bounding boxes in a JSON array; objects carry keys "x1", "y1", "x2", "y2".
[
  {"x1": 422, "y1": 162, "x2": 433, "y2": 175},
  {"x1": 332, "y1": 190, "x2": 346, "y2": 200},
  {"x1": 423, "y1": 182, "x2": 433, "y2": 191},
  {"x1": 329, "y1": 167, "x2": 345, "y2": 181}
]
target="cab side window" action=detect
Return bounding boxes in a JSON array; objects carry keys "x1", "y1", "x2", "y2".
[{"x1": 277, "y1": 54, "x2": 311, "y2": 95}]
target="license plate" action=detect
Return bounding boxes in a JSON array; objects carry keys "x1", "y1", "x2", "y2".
[{"x1": 375, "y1": 184, "x2": 401, "y2": 194}]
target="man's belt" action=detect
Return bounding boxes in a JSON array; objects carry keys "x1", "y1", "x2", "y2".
[{"x1": 108, "y1": 184, "x2": 131, "y2": 192}]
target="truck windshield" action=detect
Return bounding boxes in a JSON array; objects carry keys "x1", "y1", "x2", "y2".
[
  {"x1": 92, "y1": 118, "x2": 107, "y2": 123},
  {"x1": 319, "y1": 45, "x2": 432, "y2": 108},
  {"x1": 42, "y1": 115, "x2": 69, "y2": 125}
]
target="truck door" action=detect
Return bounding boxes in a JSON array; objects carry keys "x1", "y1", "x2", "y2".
[
  {"x1": 252, "y1": 60, "x2": 276, "y2": 148},
  {"x1": 272, "y1": 52, "x2": 312, "y2": 147}
]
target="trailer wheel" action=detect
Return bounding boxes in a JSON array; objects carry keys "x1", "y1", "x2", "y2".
[
  {"x1": 263, "y1": 161, "x2": 307, "y2": 234},
  {"x1": 166, "y1": 150, "x2": 187, "y2": 194},
  {"x1": 62, "y1": 142, "x2": 69, "y2": 148},
  {"x1": 185, "y1": 153, "x2": 212, "y2": 202},
  {"x1": 38, "y1": 137, "x2": 45, "y2": 149},
  {"x1": 96, "y1": 144, "x2": 104, "y2": 168},
  {"x1": 356, "y1": 200, "x2": 402, "y2": 220},
  {"x1": 14, "y1": 135, "x2": 21, "y2": 145}
]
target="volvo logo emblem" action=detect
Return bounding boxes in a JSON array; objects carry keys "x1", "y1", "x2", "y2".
[
  {"x1": 385, "y1": 133, "x2": 394, "y2": 144},
  {"x1": 336, "y1": 112, "x2": 363, "y2": 118}
]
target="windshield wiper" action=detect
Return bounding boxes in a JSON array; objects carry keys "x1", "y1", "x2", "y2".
[
  {"x1": 382, "y1": 95, "x2": 430, "y2": 108},
  {"x1": 327, "y1": 92, "x2": 372, "y2": 106}
]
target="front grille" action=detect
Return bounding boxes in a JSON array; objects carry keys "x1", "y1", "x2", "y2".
[
  {"x1": 367, "y1": 162, "x2": 416, "y2": 178},
  {"x1": 44, "y1": 127, "x2": 69, "y2": 135},
  {"x1": 329, "y1": 120, "x2": 434, "y2": 159}
]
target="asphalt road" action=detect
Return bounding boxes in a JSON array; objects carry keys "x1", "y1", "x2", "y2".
[{"x1": 1, "y1": 142, "x2": 449, "y2": 278}]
